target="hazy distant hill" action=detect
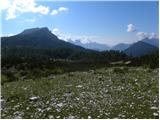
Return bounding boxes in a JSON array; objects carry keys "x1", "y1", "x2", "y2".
[
  {"x1": 141, "y1": 38, "x2": 159, "y2": 48},
  {"x1": 124, "y1": 41, "x2": 158, "y2": 57},
  {"x1": 111, "y1": 43, "x2": 131, "y2": 51},
  {"x1": 68, "y1": 40, "x2": 110, "y2": 51}
]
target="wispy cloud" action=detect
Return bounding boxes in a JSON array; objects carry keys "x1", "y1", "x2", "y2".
[
  {"x1": 51, "y1": 7, "x2": 69, "y2": 16},
  {"x1": 136, "y1": 32, "x2": 158, "y2": 40},
  {"x1": 0, "y1": 0, "x2": 11, "y2": 11},
  {"x1": 52, "y1": 28, "x2": 92, "y2": 43},
  {"x1": 25, "y1": 18, "x2": 36, "y2": 22},
  {"x1": 52, "y1": 28, "x2": 60, "y2": 34},
  {"x1": 58, "y1": 7, "x2": 68, "y2": 12},
  {"x1": 51, "y1": 10, "x2": 58, "y2": 16},
  {"x1": 8, "y1": 33, "x2": 15, "y2": 37},
  {"x1": 127, "y1": 24, "x2": 136, "y2": 32},
  {"x1": 149, "y1": 33, "x2": 159, "y2": 39},
  {"x1": 136, "y1": 32, "x2": 149, "y2": 40}
]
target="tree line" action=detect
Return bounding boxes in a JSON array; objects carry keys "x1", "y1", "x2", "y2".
[{"x1": 1, "y1": 47, "x2": 158, "y2": 69}]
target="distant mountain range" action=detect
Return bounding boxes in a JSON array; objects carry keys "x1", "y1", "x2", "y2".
[
  {"x1": 68, "y1": 39, "x2": 110, "y2": 51},
  {"x1": 110, "y1": 38, "x2": 159, "y2": 57},
  {"x1": 1, "y1": 27, "x2": 159, "y2": 57}
]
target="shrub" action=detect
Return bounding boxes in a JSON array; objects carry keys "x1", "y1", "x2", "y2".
[
  {"x1": 113, "y1": 67, "x2": 125, "y2": 74},
  {"x1": 52, "y1": 68, "x2": 64, "y2": 74},
  {"x1": 1, "y1": 71, "x2": 18, "y2": 83}
]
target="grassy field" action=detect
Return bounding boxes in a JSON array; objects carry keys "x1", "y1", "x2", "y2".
[{"x1": 1, "y1": 66, "x2": 159, "y2": 119}]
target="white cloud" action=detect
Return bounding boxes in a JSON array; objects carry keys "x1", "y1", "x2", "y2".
[
  {"x1": 52, "y1": 28, "x2": 90, "y2": 43},
  {"x1": 52, "y1": 28, "x2": 60, "y2": 35},
  {"x1": 136, "y1": 32, "x2": 149, "y2": 40},
  {"x1": 2, "y1": 0, "x2": 50, "y2": 20},
  {"x1": 127, "y1": 24, "x2": 136, "y2": 32},
  {"x1": 52, "y1": 28, "x2": 59, "y2": 32},
  {"x1": 52, "y1": 28, "x2": 70, "y2": 41},
  {"x1": 127, "y1": 24, "x2": 158, "y2": 40},
  {"x1": 0, "y1": 0, "x2": 11, "y2": 10},
  {"x1": 6, "y1": 7, "x2": 17, "y2": 19},
  {"x1": 51, "y1": 10, "x2": 58, "y2": 15},
  {"x1": 32, "y1": 5, "x2": 49, "y2": 14},
  {"x1": 51, "y1": 7, "x2": 68, "y2": 16},
  {"x1": 1, "y1": 0, "x2": 69, "y2": 20},
  {"x1": 58, "y1": 7, "x2": 68, "y2": 12},
  {"x1": 149, "y1": 33, "x2": 159, "y2": 39},
  {"x1": 136, "y1": 32, "x2": 159, "y2": 40},
  {"x1": 25, "y1": 18, "x2": 36, "y2": 22},
  {"x1": 52, "y1": 28, "x2": 106, "y2": 44},
  {"x1": 7, "y1": 33, "x2": 14, "y2": 36}
]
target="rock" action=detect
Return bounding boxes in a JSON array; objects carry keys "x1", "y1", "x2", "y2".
[
  {"x1": 76, "y1": 85, "x2": 82, "y2": 88},
  {"x1": 153, "y1": 112, "x2": 159, "y2": 117},
  {"x1": 49, "y1": 115, "x2": 54, "y2": 119},
  {"x1": 68, "y1": 116, "x2": 75, "y2": 119},
  {"x1": 134, "y1": 79, "x2": 138, "y2": 82},
  {"x1": 0, "y1": 99, "x2": 5, "y2": 110},
  {"x1": 29, "y1": 96, "x2": 39, "y2": 101},
  {"x1": 57, "y1": 103, "x2": 63, "y2": 108},
  {"x1": 151, "y1": 106, "x2": 158, "y2": 110},
  {"x1": 64, "y1": 92, "x2": 72, "y2": 97},
  {"x1": 76, "y1": 97, "x2": 80, "y2": 101},
  {"x1": 56, "y1": 116, "x2": 60, "y2": 118}
]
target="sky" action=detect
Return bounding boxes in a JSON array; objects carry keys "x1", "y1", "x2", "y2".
[{"x1": 0, "y1": 0, "x2": 159, "y2": 46}]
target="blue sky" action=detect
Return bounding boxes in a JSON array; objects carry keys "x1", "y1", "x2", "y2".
[{"x1": 1, "y1": 0, "x2": 159, "y2": 46}]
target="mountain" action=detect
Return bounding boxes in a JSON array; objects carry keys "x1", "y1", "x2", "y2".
[
  {"x1": 1, "y1": 27, "x2": 85, "y2": 51},
  {"x1": 1, "y1": 27, "x2": 128, "y2": 63},
  {"x1": 111, "y1": 43, "x2": 131, "y2": 51},
  {"x1": 68, "y1": 40, "x2": 110, "y2": 51},
  {"x1": 141, "y1": 38, "x2": 159, "y2": 48},
  {"x1": 124, "y1": 41, "x2": 158, "y2": 57}
]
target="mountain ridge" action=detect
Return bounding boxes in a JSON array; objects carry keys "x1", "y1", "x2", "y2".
[
  {"x1": 141, "y1": 38, "x2": 159, "y2": 48},
  {"x1": 111, "y1": 43, "x2": 131, "y2": 51},
  {"x1": 124, "y1": 41, "x2": 158, "y2": 57},
  {"x1": 68, "y1": 39, "x2": 110, "y2": 51},
  {"x1": 1, "y1": 27, "x2": 87, "y2": 51}
]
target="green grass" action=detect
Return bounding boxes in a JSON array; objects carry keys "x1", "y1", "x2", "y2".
[{"x1": 1, "y1": 66, "x2": 159, "y2": 119}]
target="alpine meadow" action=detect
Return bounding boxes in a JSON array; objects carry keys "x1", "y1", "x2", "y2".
[{"x1": 0, "y1": 0, "x2": 159, "y2": 119}]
